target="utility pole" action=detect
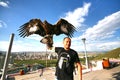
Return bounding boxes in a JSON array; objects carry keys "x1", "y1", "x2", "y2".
[
  {"x1": 1, "y1": 33, "x2": 14, "y2": 80},
  {"x1": 82, "y1": 38, "x2": 89, "y2": 69}
]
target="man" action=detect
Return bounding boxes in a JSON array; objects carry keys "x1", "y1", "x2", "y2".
[{"x1": 50, "y1": 37, "x2": 82, "y2": 80}]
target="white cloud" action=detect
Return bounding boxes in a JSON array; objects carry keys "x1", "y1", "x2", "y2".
[
  {"x1": 0, "y1": 41, "x2": 9, "y2": 51},
  {"x1": 97, "y1": 41, "x2": 120, "y2": 51},
  {"x1": 70, "y1": 38, "x2": 120, "y2": 51},
  {"x1": 12, "y1": 41, "x2": 45, "y2": 52},
  {"x1": 62, "y1": 2, "x2": 91, "y2": 28},
  {"x1": 12, "y1": 35, "x2": 47, "y2": 52},
  {"x1": 71, "y1": 11, "x2": 120, "y2": 51},
  {"x1": 0, "y1": 20, "x2": 7, "y2": 28},
  {"x1": 0, "y1": 34, "x2": 44, "y2": 52},
  {"x1": 0, "y1": 1, "x2": 9, "y2": 8},
  {"x1": 81, "y1": 11, "x2": 120, "y2": 41},
  {"x1": 0, "y1": 40, "x2": 47, "y2": 52},
  {"x1": 25, "y1": 34, "x2": 42, "y2": 41},
  {"x1": 88, "y1": 41, "x2": 120, "y2": 51},
  {"x1": 60, "y1": 3, "x2": 120, "y2": 51}
]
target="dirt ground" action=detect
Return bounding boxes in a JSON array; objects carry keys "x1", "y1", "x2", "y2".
[{"x1": 13, "y1": 65, "x2": 120, "y2": 80}]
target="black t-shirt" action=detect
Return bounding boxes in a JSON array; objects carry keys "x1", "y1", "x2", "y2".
[{"x1": 55, "y1": 47, "x2": 80, "y2": 80}]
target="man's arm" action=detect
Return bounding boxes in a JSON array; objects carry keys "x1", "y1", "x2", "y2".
[{"x1": 76, "y1": 62, "x2": 82, "y2": 80}]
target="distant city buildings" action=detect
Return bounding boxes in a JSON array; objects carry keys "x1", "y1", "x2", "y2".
[
  {"x1": 0, "y1": 51, "x2": 98, "y2": 60},
  {"x1": 14, "y1": 52, "x2": 58, "y2": 60}
]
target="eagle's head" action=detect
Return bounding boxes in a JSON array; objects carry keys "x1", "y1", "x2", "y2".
[{"x1": 40, "y1": 35, "x2": 53, "y2": 49}]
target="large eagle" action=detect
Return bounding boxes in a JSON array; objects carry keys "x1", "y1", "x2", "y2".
[{"x1": 18, "y1": 18, "x2": 76, "y2": 49}]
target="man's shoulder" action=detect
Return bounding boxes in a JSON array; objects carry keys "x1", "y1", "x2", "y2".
[
  {"x1": 55, "y1": 47, "x2": 64, "y2": 53},
  {"x1": 70, "y1": 48, "x2": 77, "y2": 53},
  {"x1": 55, "y1": 47, "x2": 63, "y2": 49}
]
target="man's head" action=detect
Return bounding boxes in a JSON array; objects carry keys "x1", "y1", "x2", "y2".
[{"x1": 63, "y1": 37, "x2": 71, "y2": 50}]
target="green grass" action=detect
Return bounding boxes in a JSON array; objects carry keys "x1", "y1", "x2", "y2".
[{"x1": 14, "y1": 59, "x2": 57, "y2": 67}]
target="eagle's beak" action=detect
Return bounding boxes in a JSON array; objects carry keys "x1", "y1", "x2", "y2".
[
  {"x1": 40, "y1": 38, "x2": 48, "y2": 44},
  {"x1": 40, "y1": 35, "x2": 53, "y2": 49}
]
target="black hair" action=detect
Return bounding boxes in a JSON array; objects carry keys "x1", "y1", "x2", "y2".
[{"x1": 63, "y1": 37, "x2": 71, "y2": 41}]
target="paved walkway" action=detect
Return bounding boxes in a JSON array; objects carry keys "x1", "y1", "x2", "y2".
[
  {"x1": 82, "y1": 65, "x2": 120, "y2": 80},
  {"x1": 13, "y1": 66, "x2": 120, "y2": 80}
]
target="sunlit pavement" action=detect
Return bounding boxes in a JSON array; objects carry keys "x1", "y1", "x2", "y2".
[{"x1": 8, "y1": 65, "x2": 120, "y2": 80}]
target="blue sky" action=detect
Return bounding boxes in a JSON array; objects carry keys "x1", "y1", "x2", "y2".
[{"x1": 0, "y1": 0, "x2": 120, "y2": 52}]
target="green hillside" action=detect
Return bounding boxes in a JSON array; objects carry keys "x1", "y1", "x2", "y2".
[
  {"x1": 104, "y1": 47, "x2": 120, "y2": 58},
  {"x1": 94, "y1": 47, "x2": 120, "y2": 60}
]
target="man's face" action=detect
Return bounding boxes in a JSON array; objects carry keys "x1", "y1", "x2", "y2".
[{"x1": 63, "y1": 38, "x2": 71, "y2": 50}]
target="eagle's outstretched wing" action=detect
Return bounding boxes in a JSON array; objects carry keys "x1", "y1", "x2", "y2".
[
  {"x1": 18, "y1": 19, "x2": 45, "y2": 38},
  {"x1": 54, "y1": 18, "x2": 76, "y2": 37},
  {"x1": 18, "y1": 18, "x2": 76, "y2": 49}
]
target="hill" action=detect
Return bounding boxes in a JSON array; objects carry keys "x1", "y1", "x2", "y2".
[
  {"x1": 104, "y1": 47, "x2": 120, "y2": 58},
  {"x1": 94, "y1": 47, "x2": 120, "y2": 59}
]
